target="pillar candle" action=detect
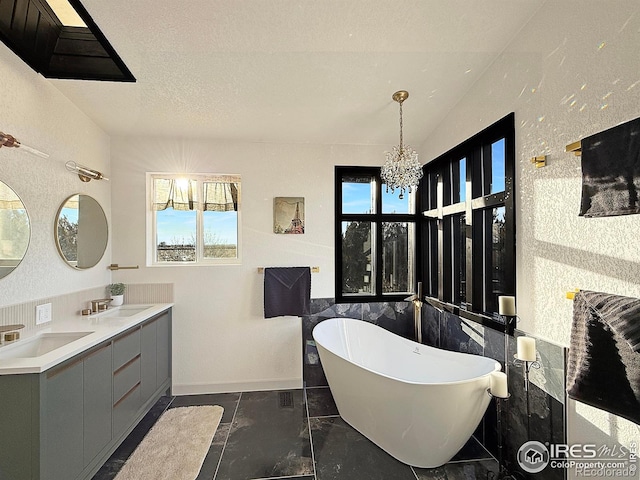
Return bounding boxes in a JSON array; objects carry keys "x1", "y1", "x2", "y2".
[
  {"x1": 498, "y1": 295, "x2": 516, "y2": 316},
  {"x1": 517, "y1": 336, "x2": 537, "y2": 362},
  {"x1": 490, "y1": 371, "x2": 508, "y2": 398}
]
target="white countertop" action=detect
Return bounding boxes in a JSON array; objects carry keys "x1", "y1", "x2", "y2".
[{"x1": 0, "y1": 303, "x2": 173, "y2": 375}]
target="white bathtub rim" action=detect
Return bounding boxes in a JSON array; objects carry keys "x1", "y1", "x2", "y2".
[{"x1": 312, "y1": 317, "x2": 502, "y2": 386}]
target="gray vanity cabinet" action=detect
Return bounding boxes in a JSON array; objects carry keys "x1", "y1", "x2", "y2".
[
  {"x1": 41, "y1": 359, "x2": 84, "y2": 480},
  {"x1": 140, "y1": 318, "x2": 157, "y2": 400},
  {"x1": 82, "y1": 343, "x2": 113, "y2": 467},
  {"x1": 0, "y1": 307, "x2": 172, "y2": 480},
  {"x1": 141, "y1": 309, "x2": 171, "y2": 399},
  {"x1": 156, "y1": 311, "x2": 170, "y2": 387}
]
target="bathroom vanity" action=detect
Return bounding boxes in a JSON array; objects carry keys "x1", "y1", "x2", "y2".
[{"x1": 0, "y1": 304, "x2": 172, "y2": 480}]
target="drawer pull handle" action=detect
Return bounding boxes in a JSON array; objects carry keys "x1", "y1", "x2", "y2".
[{"x1": 113, "y1": 382, "x2": 140, "y2": 408}]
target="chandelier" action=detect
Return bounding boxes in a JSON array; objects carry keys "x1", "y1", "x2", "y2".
[{"x1": 381, "y1": 90, "x2": 423, "y2": 199}]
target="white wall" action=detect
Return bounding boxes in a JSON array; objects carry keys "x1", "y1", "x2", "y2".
[
  {"x1": 418, "y1": 1, "x2": 640, "y2": 472},
  {"x1": 109, "y1": 138, "x2": 381, "y2": 393},
  {"x1": 0, "y1": 43, "x2": 111, "y2": 307}
]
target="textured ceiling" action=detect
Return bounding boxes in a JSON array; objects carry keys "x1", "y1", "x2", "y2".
[{"x1": 50, "y1": 0, "x2": 545, "y2": 146}]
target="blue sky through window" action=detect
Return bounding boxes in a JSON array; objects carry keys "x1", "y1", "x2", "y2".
[
  {"x1": 382, "y1": 186, "x2": 409, "y2": 213},
  {"x1": 341, "y1": 182, "x2": 372, "y2": 214},
  {"x1": 156, "y1": 209, "x2": 195, "y2": 244},
  {"x1": 156, "y1": 209, "x2": 238, "y2": 245},
  {"x1": 341, "y1": 180, "x2": 410, "y2": 215},
  {"x1": 491, "y1": 138, "x2": 506, "y2": 193},
  {"x1": 204, "y1": 211, "x2": 238, "y2": 245}
]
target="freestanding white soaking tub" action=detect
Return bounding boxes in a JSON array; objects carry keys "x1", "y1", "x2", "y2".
[{"x1": 312, "y1": 317, "x2": 501, "y2": 468}]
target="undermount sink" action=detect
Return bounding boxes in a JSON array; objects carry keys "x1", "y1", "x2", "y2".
[
  {"x1": 93, "y1": 305, "x2": 153, "y2": 319},
  {"x1": 0, "y1": 331, "x2": 93, "y2": 359}
]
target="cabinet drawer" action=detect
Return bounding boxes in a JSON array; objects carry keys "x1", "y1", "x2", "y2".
[
  {"x1": 113, "y1": 356, "x2": 141, "y2": 404},
  {"x1": 113, "y1": 328, "x2": 140, "y2": 371},
  {"x1": 112, "y1": 383, "x2": 141, "y2": 438}
]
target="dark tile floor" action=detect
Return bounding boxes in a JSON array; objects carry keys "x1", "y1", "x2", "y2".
[{"x1": 93, "y1": 386, "x2": 498, "y2": 480}]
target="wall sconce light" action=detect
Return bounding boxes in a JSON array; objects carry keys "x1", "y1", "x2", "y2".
[
  {"x1": 0, "y1": 131, "x2": 49, "y2": 158},
  {"x1": 65, "y1": 161, "x2": 109, "y2": 182}
]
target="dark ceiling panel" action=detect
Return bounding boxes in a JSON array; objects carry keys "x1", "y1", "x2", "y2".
[{"x1": 0, "y1": 0, "x2": 135, "y2": 82}]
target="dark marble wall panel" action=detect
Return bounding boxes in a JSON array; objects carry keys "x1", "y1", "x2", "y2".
[
  {"x1": 439, "y1": 311, "x2": 484, "y2": 355},
  {"x1": 427, "y1": 309, "x2": 567, "y2": 480},
  {"x1": 421, "y1": 304, "x2": 441, "y2": 347},
  {"x1": 362, "y1": 301, "x2": 413, "y2": 338},
  {"x1": 302, "y1": 298, "x2": 413, "y2": 387}
]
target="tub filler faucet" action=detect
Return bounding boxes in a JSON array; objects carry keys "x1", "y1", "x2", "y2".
[{"x1": 404, "y1": 281, "x2": 423, "y2": 344}]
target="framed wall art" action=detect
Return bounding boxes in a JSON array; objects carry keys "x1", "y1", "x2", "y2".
[{"x1": 274, "y1": 197, "x2": 305, "y2": 234}]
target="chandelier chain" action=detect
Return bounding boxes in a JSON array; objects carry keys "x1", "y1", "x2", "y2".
[{"x1": 399, "y1": 101, "x2": 404, "y2": 152}]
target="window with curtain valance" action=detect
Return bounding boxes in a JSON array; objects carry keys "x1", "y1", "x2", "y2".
[
  {"x1": 148, "y1": 173, "x2": 241, "y2": 265},
  {"x1": 153, "y1": 176, "x2": 240, "y2": 212}
]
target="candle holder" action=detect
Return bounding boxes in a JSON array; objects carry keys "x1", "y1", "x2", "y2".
[
  {"x1": 486, "y1": 390, "x2": 517, "y2": 480},
  {"x1": 512, "y1": 356, "x2": 541, "y2": 393},
  {"x1": 488, "y1": 313, "x2": 520, "y2": 480},
  {"x1": 513, "y1": 355, "x2": 540, "y2": 444}
]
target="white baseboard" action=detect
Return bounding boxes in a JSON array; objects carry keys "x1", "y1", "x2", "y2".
[{"x1": 171, "y1": 377, "x2": 302, "y2": 395}]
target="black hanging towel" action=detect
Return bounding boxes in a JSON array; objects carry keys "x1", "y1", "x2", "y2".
[
  {"x1": 579, "y1": 116, "x2": 640, "y2": 217},
  {"x1": 264, "y1": 267, "x2": 311, "y2": 318},
  {"x1": 567, "y1": 290, "x2": 640, "y2": 425}
]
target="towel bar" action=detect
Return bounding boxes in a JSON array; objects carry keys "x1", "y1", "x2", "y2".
[
  {"x1": 258, "y1": 266, "x2": 319, "y2": 273},
  {"x1": 108, "y1": 264, "x2": 139, "y2": 270},
  {"x1": 565, "y1": 141, "x2": 582, "y2": 156}
]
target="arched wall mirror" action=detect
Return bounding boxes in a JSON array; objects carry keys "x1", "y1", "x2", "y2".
[
  {"x1": 55, "y1": 194, "x2": 108, "y2": 269},
  {"x1": 0, "y1": 180, "x2": 31, "y2": 279}
]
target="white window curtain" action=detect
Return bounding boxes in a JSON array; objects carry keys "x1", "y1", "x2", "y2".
[
  {"x1": 203, "y1": 181, "x2": 239, "y2": 212},
  {"x1": 153, "y1": 178, "x2": 196, "y2": 211},
  {"x1": 153, "y1": 176, "x2": 240, "y2": 212}
]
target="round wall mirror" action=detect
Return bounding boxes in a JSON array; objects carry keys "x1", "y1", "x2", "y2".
[
  {"x1": 55, "y1": 194, "x2": 108, "y2": 269},
  {"x1": 0, "y1": 180, "x2": 31, "y2": 279}
]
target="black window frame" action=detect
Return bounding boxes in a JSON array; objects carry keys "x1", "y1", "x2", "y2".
[
  {"x1": 420, "y1": 113, "x2": 515, "y2": 333},
  {"x1": 334, "y1": 166, "x2": 420, "y2": 303}
]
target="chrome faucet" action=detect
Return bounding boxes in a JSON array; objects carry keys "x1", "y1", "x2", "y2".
[
  {"x1": 90, "y1": 298, "x2": 112, "y2": 313},
  {"x1": 0, "y1": 324, "x2": 25, "y2": 344}
]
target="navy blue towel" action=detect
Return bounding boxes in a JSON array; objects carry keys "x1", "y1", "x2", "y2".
[
  {"x1": 567, "y1": 290, "x2": 640, "y2": 425},
  {"x1": 264, "y1": 267, "x2": 311, "y2": 318},
  {"x1": 579, "y1": 116, "x2": 640, "y2": 217}
]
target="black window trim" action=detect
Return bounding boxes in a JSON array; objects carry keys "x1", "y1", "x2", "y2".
[
  {"x1": 420, "y1": 113, "x2": 516, "y2": 334},
  {"x1": 334, "y1": 166, "x2": 421, "y2": 303}
]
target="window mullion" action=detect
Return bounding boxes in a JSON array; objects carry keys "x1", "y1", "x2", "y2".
[
  {"x1": 436, "y1": 172, "x2": 445, "y2": 301},
  {"x1": 194, "y1": 180, "x2": 202, "y2": 261},
  {"x1": 465, "y1": 155, "x2": 473, "y2": 310}
]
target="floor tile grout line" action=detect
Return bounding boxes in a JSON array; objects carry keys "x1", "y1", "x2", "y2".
[
  {"x1": 472, "y1": 434, "x2": 498, "y2": 462},
  {"x1": 446, "y1": 457, "x2": 496, "y2": 464},
  {"x1": 308, "y1": 414, "x2": 340, "y2": 419},
  {"x1": 212, "y1": 391, "x2": 243, "y2": 480},
  {"x1": 249, "y1": 475, "x2": 314, "y2": 480},
  {"x1": 410, "y1": 465, "x2": 420, "y2": 480},
  {"x1": 303, "y1": 386, "x2": 318, "y2": 480}
]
